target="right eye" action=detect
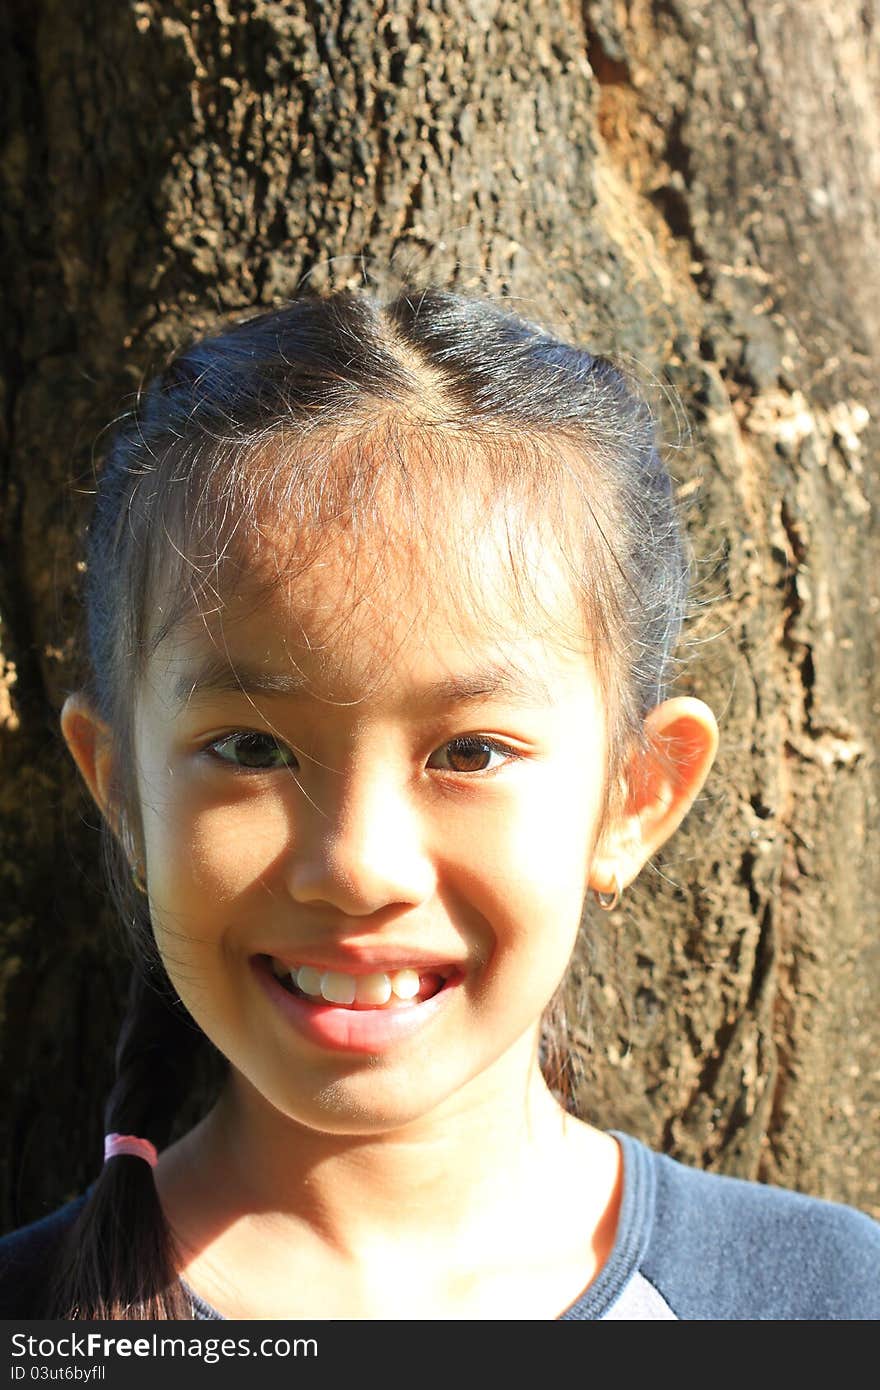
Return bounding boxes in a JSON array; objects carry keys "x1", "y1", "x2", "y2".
[{"x1": 207, "y1": 732, "x2": 299, "y2": 771}]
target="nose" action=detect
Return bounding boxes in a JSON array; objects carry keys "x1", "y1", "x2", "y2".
[{"x1": 284, "y1": 764, "x2": 435, "y2": 916}]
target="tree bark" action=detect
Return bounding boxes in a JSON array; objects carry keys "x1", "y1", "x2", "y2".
[{"x1": 2, "y1": 0, "x2": 878, "y2": 1226}]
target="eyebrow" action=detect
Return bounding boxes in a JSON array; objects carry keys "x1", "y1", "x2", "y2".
[
  {"x1": 171, "y1": 654, "x2": 556, "y2": 709},
  {"x1": 172, "y1": 655, "x2": 308, "y2": 706}
]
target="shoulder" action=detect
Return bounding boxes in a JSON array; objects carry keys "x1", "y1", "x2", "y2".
[
  {"x1": 636, "y1": 1140, "x2": 880, "y2": 1320},
  {"x1": 0, "y1": 1195, "x2": 88, "y2": 1318}
]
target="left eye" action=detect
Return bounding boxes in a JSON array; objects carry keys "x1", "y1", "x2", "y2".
[
  {"x1": 427, "y1": 738, "x2": 515, "y2": 774},
  {"x1": 207, "y1": 732, "x2": 298, "y2": 770}
]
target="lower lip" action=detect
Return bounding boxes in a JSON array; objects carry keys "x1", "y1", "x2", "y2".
[{"x1": 251, "y1": 956, "x2": 461, "y2": 1055}]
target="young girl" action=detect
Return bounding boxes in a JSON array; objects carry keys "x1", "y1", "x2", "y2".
[{"x1": 1, "y1": 288, "x2": 878, "y2": 1320}]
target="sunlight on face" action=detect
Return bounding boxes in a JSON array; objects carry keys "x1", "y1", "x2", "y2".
[{"x1": 132, "y1": 494, "x2": 612, "y2": 1137}]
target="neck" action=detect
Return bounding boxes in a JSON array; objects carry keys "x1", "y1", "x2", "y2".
[
  {"x1": 155, "y1": 1033, "x2": 622, "y2": 1317},
  {"x1": 160, "y1": 1031, "x2": 600, "y2": 1252}
]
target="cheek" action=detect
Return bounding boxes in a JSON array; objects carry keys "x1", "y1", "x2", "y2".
[
  {"x1": 515, "y1": 756, "x2": 603, "y2": 875},
  {"x1": 441, "y1": 764, "x2": 602, "y2": 933},
  {"x1": 140, "y1": 775, "x2": 293, "y2": 907}
]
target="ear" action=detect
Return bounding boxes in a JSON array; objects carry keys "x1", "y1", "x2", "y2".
[
  {"x1": 60, "y1": 692, "x2": 118, "y2": 826},
  {"x1": 589, "y1": 696, "x2": 719, "y2": 897}
]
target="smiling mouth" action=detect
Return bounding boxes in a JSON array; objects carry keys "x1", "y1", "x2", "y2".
[{"x1": 264, "y1": 956, "x2": 458, "y2": 1011}]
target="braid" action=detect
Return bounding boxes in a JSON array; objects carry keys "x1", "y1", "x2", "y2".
[{"x1": 46, "y1": 964, "x2": 210, "y2": 1319}]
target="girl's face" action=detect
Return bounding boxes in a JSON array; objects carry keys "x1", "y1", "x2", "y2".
[{"x1": 131, "y1": 495, "x2": 613, "y2": 1136}]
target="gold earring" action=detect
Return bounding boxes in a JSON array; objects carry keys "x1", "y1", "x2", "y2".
[
  {"x1": 131, "y1": 862, "x2": 148, "y2": 895},
  {"x1": 594, "y1": 871, "x2": 622, "y2": 912}
]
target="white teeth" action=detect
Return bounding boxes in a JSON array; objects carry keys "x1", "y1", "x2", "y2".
[
  {"x1": 295, "y1": 966, "x2": 323, "y2": 997},
  {"x1": 273, "y1": 959, "x2": 449, "y2": 1006},
  {"x1": 389, "y1": 968, "x2": 420, "y2": 1000},
  {"x1": 356, "y1": 972, "x2": 393, "y2": 1006},
  {"x1": 320, "y1": 971, "x2": 357, "y2": 1006}
]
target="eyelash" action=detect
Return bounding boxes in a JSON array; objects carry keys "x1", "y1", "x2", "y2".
[
  {"x1": 427, "y1": 736, "x2": 519, "y2": 775},
  {"x1": 206, "y1": 731, "x2": 298, "y2": 772},
  {"x1": 203, "y1": 732, "x2": 521, "y2": 776}
]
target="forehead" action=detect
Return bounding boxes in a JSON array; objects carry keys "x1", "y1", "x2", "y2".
[{"x1": 147, "y1": 493, "x2": 593, "y2": 705}]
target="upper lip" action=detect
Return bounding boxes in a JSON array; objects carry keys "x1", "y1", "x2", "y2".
[{"x1": 257, "y1": 947, "x2": 466, "y2": 975}]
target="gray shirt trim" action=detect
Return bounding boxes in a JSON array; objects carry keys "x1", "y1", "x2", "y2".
[{"x1": 602, "y1": 1271, "x2": 678, "y2": 1320}]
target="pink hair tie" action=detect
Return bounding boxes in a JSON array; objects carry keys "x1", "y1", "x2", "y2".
[{"x1": 103, "y1": 1132, "x2": 158, "y2": 1168}]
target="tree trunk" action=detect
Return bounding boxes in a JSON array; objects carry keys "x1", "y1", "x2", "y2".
[{"x1": 2, "y1": 0, "x2": 878, "y2": 1226}]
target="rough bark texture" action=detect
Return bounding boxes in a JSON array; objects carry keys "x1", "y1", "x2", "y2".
[{"x1": 2, "y1": 0, "x2": 878, "y2": 1227}]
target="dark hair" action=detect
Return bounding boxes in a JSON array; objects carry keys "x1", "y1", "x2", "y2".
[{"x1": 50, "y1": 286, "x2": 688, "y2": 1317}]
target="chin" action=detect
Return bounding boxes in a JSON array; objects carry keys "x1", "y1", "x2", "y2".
[{"x1": 270, "y1": 1080, "x2": 456, "y2": 1138}]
